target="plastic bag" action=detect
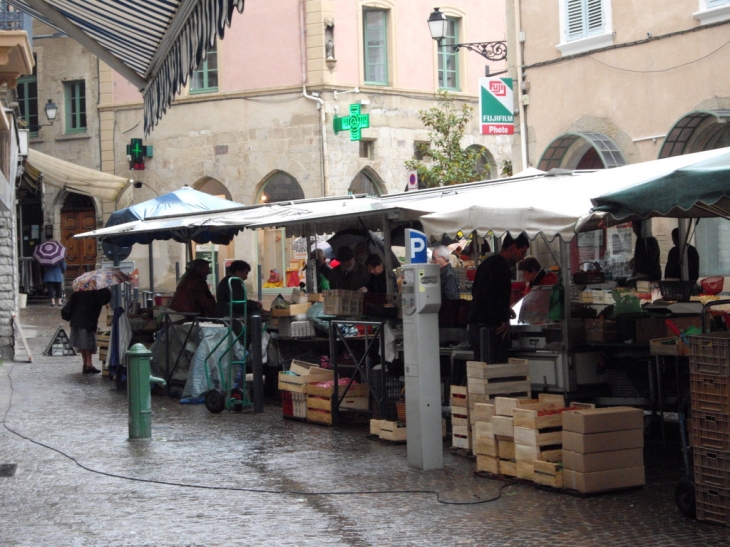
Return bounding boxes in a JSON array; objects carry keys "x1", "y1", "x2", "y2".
[
  {"x1": 548, "y1": 282, "x2": 564, "y2": 322},
  {"x1": 271, "y1": 293, "x2": 289, "y2": 310}
]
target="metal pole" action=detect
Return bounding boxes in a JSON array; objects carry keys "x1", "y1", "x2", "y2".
[
  {"x1": 148, "y1": 242, "x2": 155, "y2": 292},
  {"x1": 251, "y1": 314, "x2": 264, "y2": 413}
]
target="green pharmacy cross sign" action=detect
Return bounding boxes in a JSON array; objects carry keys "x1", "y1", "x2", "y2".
[{"x1": 333, "y1": 103, "x2": 370, "y2": 141}]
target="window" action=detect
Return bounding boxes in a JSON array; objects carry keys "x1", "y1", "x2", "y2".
[
  {"x1": 414, "y1": 140, "x2": 430, "y2": 161},
  {"x1": 557, "y1": 0, "x2": 613, "y2": 56},
  {"x1": 64, "y1": 80, "x2": 86, "y2": 133},
  {"x1": 359, "y1": 139, "x2": 374, "y2": 159},
  {"x1": 256, "y1": 172, "x2": 305, "y2": 292},
  {"x1": 363, "y1": 9, "x2": 388, "y2": 85},
  {"x1": 566, "y1": 0, "x2": 604, "y2": 41},
  {"x1": 695, "y1": 1, "x2": 730, "y2": 24},
  {"x1": 191, "y1": 47, "x2": 218, "y2": 93},
  {"x1": 16, "y1": 59, "x2": 37, "y2": 137},
  {"x1": 438, "y1": 18, "x2": 459, "y2": 91}
]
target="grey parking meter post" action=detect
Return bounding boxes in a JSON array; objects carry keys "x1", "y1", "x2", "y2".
[{"x1": 251, "y1": 314, "x2": 264, "y2": 413}]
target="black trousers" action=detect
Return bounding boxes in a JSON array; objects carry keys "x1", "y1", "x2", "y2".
[{"x1": 468, "y1": 323, "x2": 510, "y2": 364}]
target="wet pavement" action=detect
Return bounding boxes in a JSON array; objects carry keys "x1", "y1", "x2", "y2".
[{"x1": 2, "y1": 304, "x2": 730, "y2": 546}]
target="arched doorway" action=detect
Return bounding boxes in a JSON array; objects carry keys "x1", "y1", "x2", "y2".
[
  {"x1": 349, "y1": 167, "x2": 384, "y2": 196},
  {"x1": 61, "y1": 193, "x2": 97, "y2": 282},
  {"x1": 255, "y1": 171, "x2": 306, "y2": 290}
]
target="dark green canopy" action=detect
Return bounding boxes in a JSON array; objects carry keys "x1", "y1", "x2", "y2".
[{"x1": 590, "y1": 149, "x2": 730, "y2": 223}]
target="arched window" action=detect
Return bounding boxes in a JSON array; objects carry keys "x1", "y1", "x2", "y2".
[
  {"x1": 256, "y1": 171, "x2": 306, "y2": 291},
  {"x1": 258, "y1": 171, "x2": 304, "y2": 203},
  {"x1": 348, "y1": 168, "x2": 383, "y2": 196},
  {"x1": 467, "y1": 145, "x2": 496, "y2": 180}
]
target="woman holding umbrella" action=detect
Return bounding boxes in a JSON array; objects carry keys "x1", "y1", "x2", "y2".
[
  {"x1": 33, "y1": 239, "x2": 67, "y2": 306},
  {"x1": 63, "y1": 268, "x2": 128, "y2": 374}
]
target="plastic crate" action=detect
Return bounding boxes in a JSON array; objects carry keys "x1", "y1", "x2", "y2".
[
  {"x1": 694, "y1": 447, "x2": 730, "y2": 489},
  {"x1": 691, "y1": 373, "x2": 730, "y2": 414},
  {"x1": 690, "y1": 332, "x2": 730, "y2": 376},
  {"x1": 281, "y1": 390, "x2": 293, "y2": 417},
  {"x1": 691, "y1": 410, "x2": 730, "y2": 451},
  {"x1": 695, "y1": 484, "x2": 730, "y2": 526}
]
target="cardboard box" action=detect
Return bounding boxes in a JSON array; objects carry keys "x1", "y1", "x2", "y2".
[
  {"x1": 271, "y1": 302, "x2": 311, "y2": 317},
  {"x1": 563, "y1": 466, "x2": 645, "y2": 493},
  {"x1": 562, "y1": 448, "x2": 644, "y2": 472},
  {"x1": 563, "y1": 429, "x2": 644, "y2": 454},
  {"x1": 584, "y1": 319, "x2": 618, "y2": 343},
  {"x1": 562, "y1": 407, "x2": 643, "y2": 434}
]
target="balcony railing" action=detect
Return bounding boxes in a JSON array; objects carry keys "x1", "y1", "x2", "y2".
[{"x1": 0, "y1": 8, "x2": 32, "y2": 46}]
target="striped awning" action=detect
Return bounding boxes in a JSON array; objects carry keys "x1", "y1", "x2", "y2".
[{"x1": 6, "y1": 0, "x2": 245, "y2": 134}]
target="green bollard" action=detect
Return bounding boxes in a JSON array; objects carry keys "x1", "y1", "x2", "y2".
[{"x1": 126, "y1": 343, "x2": 166, "y2": 440}]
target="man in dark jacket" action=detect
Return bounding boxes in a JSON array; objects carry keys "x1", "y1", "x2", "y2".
[
  {"x1": 328, "y1": 246, "x2": 370, "y2": 291},
  {"x1": 216, "y1": 260, "x2": 262, "y2": 318},
  {"x1": 66, "y1": 288, "x2": 112, "y2": 373},
  {"x1": 665, "y1": 228, "x2": 700, "y2": 283},
  {"x1": 468, "y1": 232, "x2": 529, "y2": 363}
]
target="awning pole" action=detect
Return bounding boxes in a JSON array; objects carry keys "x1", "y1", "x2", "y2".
[{"x1": 148, "y1": 242, "x2": 155, "y2": 292}]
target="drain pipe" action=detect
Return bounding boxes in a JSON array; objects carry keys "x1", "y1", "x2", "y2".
[
  {"x1": 300, "y1": 0, "x2": 329, "y2": 197},
  {"x1": 514, "y1": 0, "x2": 528, "y2": 170}
]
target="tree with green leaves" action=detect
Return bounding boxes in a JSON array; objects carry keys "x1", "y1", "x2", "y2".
[{"x1": 405, "y1": 91, "x2": 487, "y2": 187}]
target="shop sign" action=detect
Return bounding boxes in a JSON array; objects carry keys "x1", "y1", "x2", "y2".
[{"x1": 479, "y1": 77, "x2": 514, "y2": 135}]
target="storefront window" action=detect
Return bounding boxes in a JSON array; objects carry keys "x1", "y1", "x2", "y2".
[{"x1": 256, "y1": 172, "x2": 305, "y2": 291}]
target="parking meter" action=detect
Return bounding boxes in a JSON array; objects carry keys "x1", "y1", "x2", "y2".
[{"x1": 402, "y1": 262, "x2": 443, "y2": 470}]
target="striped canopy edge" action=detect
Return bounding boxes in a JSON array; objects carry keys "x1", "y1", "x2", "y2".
[{"x1": 5, "y1": 0, "x2": 244, "y2": 135}]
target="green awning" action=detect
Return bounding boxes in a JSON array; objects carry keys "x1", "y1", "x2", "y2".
[{"x1": 590, "y1": 148, "x2": 730, "y2": 222}]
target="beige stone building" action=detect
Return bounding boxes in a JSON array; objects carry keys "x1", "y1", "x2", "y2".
[
  {"x1": 19, "y1": 0, "x2": 512, "y2": 298},
  {"x1": 507, "y1": 0, "x2": 730, "y2": 277}
]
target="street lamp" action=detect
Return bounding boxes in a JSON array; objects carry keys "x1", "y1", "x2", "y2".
[
  {"x1": 132, "y1": 180, "x2": 159, "y2": 196},
  {"x1": 30, "y1": 99, "x2": 59, "y2": 130},
  {"x1": 427, "y1": 7, "x2": 507, "y2": 62}
]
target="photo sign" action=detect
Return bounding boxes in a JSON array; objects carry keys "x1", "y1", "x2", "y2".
[{"x1": 479, "y1": 77, "x2": 514, "y2": 135}]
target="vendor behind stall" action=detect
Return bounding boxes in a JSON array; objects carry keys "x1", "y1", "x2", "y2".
[
  {"x1": 517, "y1": 256, "x2": 558, "y2": 296},
  {"x1": 168, "y1": 258, "x2": 216, "y2": 317},
  {"x1": 665, "y1": 228, "x2": 700, "y2": 282},
  {"x1": 365, "y1": 253, "x2": 396, "y2": 294},
  {"x1": 468, "y1": 232, "x2": 529, "y2": 363},
  {"x1": 629, "y1": 220, "x2": 661, "y2": 285},
  {"x1": 215, "y1": 260, "x2": 262, "y2": 318},
  {"x1": 328, "y1": 246, "x2": 370, "y2": 291}
]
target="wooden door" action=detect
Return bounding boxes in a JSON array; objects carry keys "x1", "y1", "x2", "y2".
[{"x1": 61, "y1": 210, "x2": 97, "y2": 281}]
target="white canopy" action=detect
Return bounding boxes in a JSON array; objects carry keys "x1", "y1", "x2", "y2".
[
  {"x1": 420, "y1": 147, "x2": 730, "y2": 241},
  {"x1": 26, "y1": 148, "x2": 130, "y2": 202}
]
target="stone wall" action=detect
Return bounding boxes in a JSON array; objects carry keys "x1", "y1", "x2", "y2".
[{"x1": 0, "y1": 210, "x2": 15, "y2": 360}]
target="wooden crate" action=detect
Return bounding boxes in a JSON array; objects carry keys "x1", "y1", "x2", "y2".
[
  {"x1": 492, "y1": 415, "x2": 514, "y2": 437},
  {"x1": 499, "y1": 459, "x2": 518, "y2": 477},
  {"x1": 271, "y1": 302, "x2": 312, "y2": 317},
  {"x1": 476, "y1": 455, "x2": 499, "y2": 474},
  {"x1": 515, "y1": 443, "x2": 563, "y2": 463},
  {"x1": 451, "y1": 407, "x2": 469, "y2": 428},
  {"x1": 473, "y1": 421, "x2": 494, "y2": 440},
  {"x1": 497, "y1": 439, "x2": 515, "y2": 460},
  {"x1": 380, "y1": 421, "x2": 407, "y2": 442},
  {"x1": 514, "y1": 426, "x2": 563, "y2": 447},
  {"x1": 473, "y1": 437, "x2": 497, "y2": 457},
  {"x1": 307, "y1": 394, "x2": 369, "y2": 411},
  {"x1": 534, "y1": 461, "x2": 564, "y2": 488},
  {"x1": 370, "y1": 419, "x2": 385, "y2": 435},
  {"x1": 517, "y1": 461, "x2": 535, "y2": 481},
  {"x1": 450, "y1": 385, "x2": 468, "y2": 408}
]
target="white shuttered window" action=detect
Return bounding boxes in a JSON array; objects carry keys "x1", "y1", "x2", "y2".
[{"x1": 567, "y1": 0, "x2": 604, "y2": 41}]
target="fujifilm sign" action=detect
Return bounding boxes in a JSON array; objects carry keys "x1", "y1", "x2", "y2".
[{"x1": 479, "y1": 77, "x2": 514, "y2": 135}]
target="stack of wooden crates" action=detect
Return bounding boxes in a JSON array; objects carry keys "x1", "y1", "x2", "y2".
[
  {"x1": 452, "y1": 359, "x2": 531, "y2": 452},
  {"x1": 689, "y1": 331, "x2": 730, "y2": 526}
]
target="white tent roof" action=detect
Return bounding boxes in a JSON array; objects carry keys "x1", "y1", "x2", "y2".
[
  {"x1": 420, "y1": 147, "x2": 730, "y2": 241},
  {"x1": 26, "y1": 148, "x2": 130, "y2": 202}
]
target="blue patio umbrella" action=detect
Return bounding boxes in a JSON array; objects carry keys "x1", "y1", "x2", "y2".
[{"x1": 104, "y1": 186, "x2": 245, "y2": 289}]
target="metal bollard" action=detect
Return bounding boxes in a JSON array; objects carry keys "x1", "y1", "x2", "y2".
[{"x1": 126, "y1": 343, "x2": 166, "y2": 440}]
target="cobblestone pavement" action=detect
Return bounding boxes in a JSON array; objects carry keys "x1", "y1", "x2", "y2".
[{"x1": 2, "y1": 304, "x2": 730, "y2": 546}]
